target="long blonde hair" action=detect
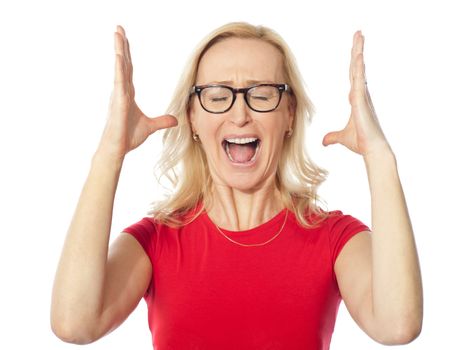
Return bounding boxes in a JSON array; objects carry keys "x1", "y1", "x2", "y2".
[{"x1": 150, "y1": 22, "x2": 328, "y2": 228}]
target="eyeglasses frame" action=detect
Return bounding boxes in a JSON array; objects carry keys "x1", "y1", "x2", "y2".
[{"x1": 190, "y1": 83, "x2": 291, "y2": 114}]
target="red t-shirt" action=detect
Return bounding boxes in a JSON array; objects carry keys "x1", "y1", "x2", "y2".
[{"x1": 123, "y1": 208, "x2": 369, "y2": 350}]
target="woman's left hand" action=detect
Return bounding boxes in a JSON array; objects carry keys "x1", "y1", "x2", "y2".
[{"x1": 322, "y1": 31, "x2": 391, "y2": 158}]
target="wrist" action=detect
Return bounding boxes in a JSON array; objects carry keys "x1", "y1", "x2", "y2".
[
  {"x1": 92, "y1": 149, "x2": 125, "y2": 172},
  {"x1": 363, "y1": 142, "x2": 395, "y2": 164},
  {"x1": 363, "y1": 146, "x2": 397, "y2": 177}
]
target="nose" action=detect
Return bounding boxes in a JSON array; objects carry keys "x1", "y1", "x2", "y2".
[{"x1": 228, "y1": 93, "x2": 252, "y2": 127}]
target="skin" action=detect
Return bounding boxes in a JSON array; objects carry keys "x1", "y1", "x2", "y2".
[
  {"x1": 189, "y1": 38, "x2": 294, "y2": 230},
  {"x1": 325, "y1": 32, "x2": 423, "y2": 344},
  {"x1": 50, "y1": 26, "x2": 423, "y2": 345}
]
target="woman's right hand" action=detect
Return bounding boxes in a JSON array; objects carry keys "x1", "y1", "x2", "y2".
[{"x1": 97, "y1": 25, "x2": 178, "y2": 161}]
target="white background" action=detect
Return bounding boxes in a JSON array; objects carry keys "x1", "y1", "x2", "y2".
[{"x1": 1, "y1": 0, "x2": 468, "y2": 349}]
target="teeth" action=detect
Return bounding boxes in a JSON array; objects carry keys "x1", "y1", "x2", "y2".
[
  {"x1": 250, "y1": 142, "x2": 260, "y2": 162},
  {"x1": 225, "y1": 142, "x2": 234, "y2": 161},
  {"x1": 225, "y1": 137, "x2": 258, "y2": 144}
]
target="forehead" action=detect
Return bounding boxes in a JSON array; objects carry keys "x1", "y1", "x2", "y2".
[{"x1": 196, "y1": 38, "x2": 285, "y2": 85}]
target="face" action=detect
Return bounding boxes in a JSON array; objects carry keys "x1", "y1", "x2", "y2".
[{"x1": 190, "y1": 38, "x2": 294, "y2": 192}]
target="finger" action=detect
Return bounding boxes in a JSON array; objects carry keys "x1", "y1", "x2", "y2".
[
  {"x1": 358, "y1": 34, "x2": 366, "y2": 80},
  {"x1": 352, "y1": 52, "x2": 367, "y2": 94},
  {"x1": 116, "y1": 24, "x2": 126, "y2": 36},
  {"x1": 322, "y1": 130, "x2": 341, "y2": 147},
  {"x1": 349, "y1": 31, "x2": 359, "y2": 84},
  {"x1": 349, "y1": 31, "x2": 364, "y2": 84},
  {"x1": 125, "y1": 36, "x2": 133, "y2": 82},
  {"x1": 355, "y1": 31, "x2": 364, "y2": 55},
  {"x1": 120, "y1": 27, "x2": 132, "y2": 65},
  {"x1": 114, "y1": 36, "x2": 125, "y2": 87},
  {"x1": 116, "y1": 25, "x2": 127, "y2": 59},
  {"x1": 115, "y1": 28, "x2": 129, "y2": 71},
  {"x1": 116, "y1": 26, "x2": 134, "y2": 95},
  {"x1": 114, "y1": 54, "x2": 124, "y2": 85},
  {"x1": 115, "y1": 31, "x2": 133, "y2": 98},
  {"x1": 114, "y1": 30, "x2": 125, "y2": 58},
  {"x1": 117, "y1": 26, "x2": 130, "y2": 63},
  {"x1": 351, "y1": 32, "x2": 367, "y2": 101},
  {"x1": 148, "y1": 115, "x2": 179, "y2": 134}
]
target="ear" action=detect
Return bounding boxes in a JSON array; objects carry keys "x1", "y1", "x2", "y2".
[
  {"x1": 287, "y1": 93, "x2": 296, "y2": 130},
  {"x1": 187, "y1": 98, "x2": 197, "y2": 134}
]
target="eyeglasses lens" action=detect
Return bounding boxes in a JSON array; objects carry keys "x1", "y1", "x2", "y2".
[
  {"x1": 200, "y1": 86, "x2": 280, "y2": 113},
  {"x1": 247, "y1": 86, "x2": 280, "y2": 111},
  {"x1": 201, "y1": 86, "x2": 233, "y2": 113}
]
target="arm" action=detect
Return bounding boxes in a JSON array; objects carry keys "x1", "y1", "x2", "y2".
[
  {"x1": 324, "y1": 31, "x2": 423, "y2": 344},
  {"x1": 50, "y1": 152, "x2": 152, "y2": 344},
  {"x1": 50, "y1": 26, "x2": 177, "y2": 344},
  {"x1": 335, "y1": 150, "x2": 422, "y2": 344}
]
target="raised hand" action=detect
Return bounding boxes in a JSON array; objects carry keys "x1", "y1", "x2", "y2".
[
  {"x1": 322, "y1": 31, "x2": 391, "y2": 159},
  {"x1": 97, "y1": 25, "x2": 178, "y2": 161}
]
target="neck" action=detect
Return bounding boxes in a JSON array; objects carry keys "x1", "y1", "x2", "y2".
[{"x1": 205, "y1": 179, "x2": 284, "y2": 231}]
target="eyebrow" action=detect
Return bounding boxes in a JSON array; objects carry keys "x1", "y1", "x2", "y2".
[{"x1": 205, "y1": 79, "x2": 275, "y2": 85}]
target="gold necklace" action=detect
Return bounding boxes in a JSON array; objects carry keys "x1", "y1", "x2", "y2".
[{"x1": 212, "y1": 210, "x2": 288, "y2": 247}]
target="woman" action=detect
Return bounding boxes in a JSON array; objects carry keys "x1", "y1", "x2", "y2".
[{"x1": 51, "y1": 22, "x2": 423, "y2": 349}]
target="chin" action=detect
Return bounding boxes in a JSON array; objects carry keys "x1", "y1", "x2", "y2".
[{"x1": 207, "y1": 145, "x2": 278, "y2": 192}]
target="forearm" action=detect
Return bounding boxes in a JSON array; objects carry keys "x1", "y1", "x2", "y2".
[
  {"x1": 51, "y1": 151, "x2": 123, "y2": 338},
  {"x1": 365, "y1": 148, "x2": 423, "y2": 339}
]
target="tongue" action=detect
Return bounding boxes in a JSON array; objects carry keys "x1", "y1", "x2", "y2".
[{"x1": 228, "y1": 143, "x2": 256, "y2": 163}]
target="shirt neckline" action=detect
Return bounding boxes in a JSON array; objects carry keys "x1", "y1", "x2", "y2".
[{"x1": 202, "y1": 208, "x2": 289, "y2": 238}]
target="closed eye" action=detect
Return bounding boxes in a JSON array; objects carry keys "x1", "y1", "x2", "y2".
[
  {"x1": 211, "y1": 97, "x2": 229, "y2": 102},
  {"x1": 251, "y1": 95, "x2": 270, "y2": 101}
]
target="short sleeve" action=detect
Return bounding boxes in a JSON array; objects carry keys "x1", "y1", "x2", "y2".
[
  {"x1": 327, "y1": 210, "x2": 370, "y2": 264},
  {"x1": 122, "y1": 217, "x2": 158, "y2": 261}
]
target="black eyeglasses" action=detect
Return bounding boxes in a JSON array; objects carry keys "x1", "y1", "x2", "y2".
[{"x1": 190, "y1": 83, "x2": 290, "y2": 114}]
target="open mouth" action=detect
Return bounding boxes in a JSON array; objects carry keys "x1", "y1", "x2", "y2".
[{"x1": 222, "y1": 137, "x2": 261, "y2": 164}]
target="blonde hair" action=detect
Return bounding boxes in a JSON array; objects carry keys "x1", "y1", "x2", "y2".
[{"x1": 150, "y1": 22, "x2": 329, "y2": 227}]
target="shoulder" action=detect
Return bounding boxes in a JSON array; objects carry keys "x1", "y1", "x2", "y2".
[
  {"x1": 314, "y1": 209, "x2": 370, "y2": 262},
  {"x1": 298, "y1": 208, "x2": 350, "y2": 229},
  {"x1": 323, "y1": 209, "x2": 368, "y2": 232},
  {"x1": 124, "y1": 204, "x2": 206, "y2": 237},
  {"x1": 123, "y1": 216, "x2": 159, "y2": 236},
  {"x1": 147, "y1": 202, "x2": 206, "y2": 228}
]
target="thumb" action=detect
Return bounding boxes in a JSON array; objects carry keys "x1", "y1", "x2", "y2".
[
  {"x1": 148, "y1": 114, "x2": 178, "y2": 134},
  {"x1": 322, "y1": 131, "x2": 341, "y2": 147}
]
